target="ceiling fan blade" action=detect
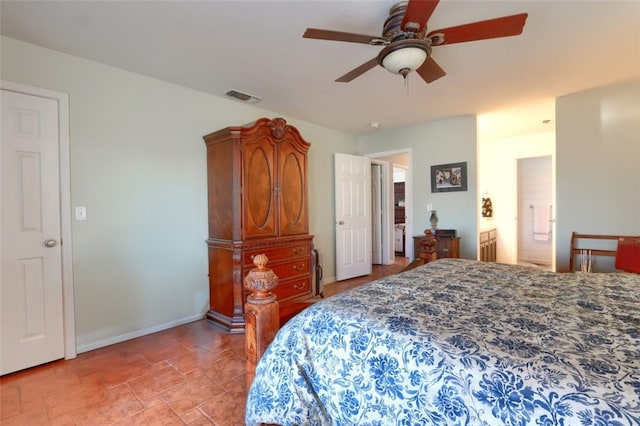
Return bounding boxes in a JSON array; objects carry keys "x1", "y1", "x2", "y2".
[
  {"x1": 427, "y1": 13, "x2": 528, "y2": 45},
  {"x1": 401, "y1": 0, "x2": 439, "y2": 32},
  {"x1": 335, "y1": 58, "x2": 379, "y2": 82},
  {"x1": 304, "y1": 28, "x2": 381, "y2": 45},
  {"x1": 416, "y1": 57, "x2": 446, "y2": 83}
]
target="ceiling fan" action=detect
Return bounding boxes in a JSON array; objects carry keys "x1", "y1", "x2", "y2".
[{"x1": 303, "y1": 0, "x2": 528, "y2": 84}]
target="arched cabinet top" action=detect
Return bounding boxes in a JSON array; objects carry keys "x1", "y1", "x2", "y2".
[{"x1": 203, "y1": 117, "x2": 311, "y2": 153}]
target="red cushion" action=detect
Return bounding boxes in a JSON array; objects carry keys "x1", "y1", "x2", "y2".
[{"x1": 615, "y1": 237, "x2": 640, "y2": 273}]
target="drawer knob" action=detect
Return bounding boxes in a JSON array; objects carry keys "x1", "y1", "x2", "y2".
[
  {"x1": 292, "y1": 247, "x2": 304, "y2": 255},
  {"x1": 293, "y1": 281, "x2": 306, "y2": 290},
  {"x1": 293, "y1": 263, "x2": 305, "y2": 271}
]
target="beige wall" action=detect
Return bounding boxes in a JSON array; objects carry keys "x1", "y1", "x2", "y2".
[{"x1": 1, "y1": 36, "x2": 357, "y2": 350}]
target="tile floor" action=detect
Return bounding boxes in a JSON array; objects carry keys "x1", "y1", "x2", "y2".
[{"x1": 0, "y1": 258, "x2": 409, "y2": 426}]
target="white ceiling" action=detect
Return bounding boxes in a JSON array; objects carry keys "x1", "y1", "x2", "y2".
[{"x1": 2, "y1": 1, "x2": 639, "y2": 137}]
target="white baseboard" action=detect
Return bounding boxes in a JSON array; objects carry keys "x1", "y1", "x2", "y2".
[{"x1": 75, "y1": 313, "x2": 205, "y2": 354}]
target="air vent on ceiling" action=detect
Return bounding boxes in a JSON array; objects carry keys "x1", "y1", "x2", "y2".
[{"x1": 225, "y1": 89, "x2": 262, "y2": 104}]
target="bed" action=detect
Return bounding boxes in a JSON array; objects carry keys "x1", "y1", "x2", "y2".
[{"x1": 245, "y1": 258, "x2": 640, "y2": 425}]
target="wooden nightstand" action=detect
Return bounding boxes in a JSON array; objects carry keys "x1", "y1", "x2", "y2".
[{"x1": 413, "y1": 233, "x2": 460, "y2": 260}]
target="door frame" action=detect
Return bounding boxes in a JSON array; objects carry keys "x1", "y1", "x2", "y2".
[
  {"x1": 2, "y1": 80, "x2": 76, "y2": 360},
  {"x1": 366, "y1": 148, "x2": 413, "y2": 262},
  {"x1": 370, "y1": 163, "x2": 383, "y2": 264}
]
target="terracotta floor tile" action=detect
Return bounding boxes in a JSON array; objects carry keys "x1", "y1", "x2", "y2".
[
  {"x1": 112, "y1": 402, "x2": 183, "y2": 425},
  {"x1": 95, "y1": 357, "x2": 154, "y2": 387},
  {"x1": 200, "y1": 354, "x2": 246, "y2": 389},
  {"x1": 198, "y1": 382, "x2": 247, "y2": 426},
  {"x1": 48, "y1": 412, "x2": 76, "y2": 426},
  {"x1": 127, "y1": 365, "x2": 185, "y2": 401},
  {"x1": 0, "y1": 398, "x2": 49, "y2": 426},
  {"x1": 186, "y1": 417, "x2": 215, "y2": 425},
  {"x1": 43, "y1": 376, "x2": 106, "y2": 418},
  {"x1": 180, "y1": 406, "x2": 209, "y2": 424},
  {"x1": 70, "y1": 348, "x2": 142, "y2": 378},
  {"x1": 115, "y1": 336, "x2": 192, "y2": 365},
  {"x1": 0, "y1": 260, "x2": 402, "y2": 426},
  {"x1": 0, "y1": 385, "x2": 20, "y2": 419},
  {"x1": 70, "y1": 383, "x2": 144, "y2": 426},
  {"x1": 168, "y1": 347, "x2": 222, "y2": 374},
  {"x1": 11, "y1": 367, "x2": 82, "y2": 404},
  {"x1": 160, "y1": 369, "x2": 226, "y2": 415}
]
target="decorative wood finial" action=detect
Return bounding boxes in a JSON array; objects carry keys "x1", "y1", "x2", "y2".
[
  {"x1": 267, "y1": 117, "x2": 287, "y2": 140},
  {"x1": 419, "y1": 229, "x2": 438, "y2": 264},
  {"x1": 244, "y1": 255, "x2": 278, "y2": 304}
]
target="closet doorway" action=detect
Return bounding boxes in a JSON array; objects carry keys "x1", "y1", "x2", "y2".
[
  {"x1": 517, "y1": 156, "x2": 553, "y2": 268},
  {"x1": 368, "y1": 150, "x2": 411, "y2": 265}
]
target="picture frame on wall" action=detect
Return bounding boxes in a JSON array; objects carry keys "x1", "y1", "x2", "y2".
[{"x1": 431, "y1": 162, "x2": 468, "y2": 193}]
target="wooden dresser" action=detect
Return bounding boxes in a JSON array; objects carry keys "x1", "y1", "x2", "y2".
[{"x1": 203, "y1": 117, "x2": 313, "y2": 333}]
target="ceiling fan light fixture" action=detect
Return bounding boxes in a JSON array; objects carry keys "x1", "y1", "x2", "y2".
[{"x1": 378, "y1": 39, "x2": 430, "y2": 78}]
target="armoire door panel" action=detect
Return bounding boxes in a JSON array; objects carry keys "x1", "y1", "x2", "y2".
[
  {"x1": 281, "y1": 152, "x2": 303, "y2": 226},
  {"x1": 243, "y1": 138, "x2": 277, "y2": 239},
  {"x1": 278, "y1": 142, "x2": 308, "y2": 236}
]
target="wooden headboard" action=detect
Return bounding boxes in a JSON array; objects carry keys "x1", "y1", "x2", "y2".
[{"x1": 569, "y1": 232, "x2": 638, "y2": 272}]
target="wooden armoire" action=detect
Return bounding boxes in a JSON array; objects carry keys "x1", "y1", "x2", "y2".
[{"x1": 203, "y1": 117, "x2": 313, "y2": 333}]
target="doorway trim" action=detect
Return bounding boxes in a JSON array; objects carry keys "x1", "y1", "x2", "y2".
[
  {"x1": 1, "y1": 80, "x2": 76, "y2": 359},
  {"x1": 366, "y1": 148, "x2": 413, "y2": 262}
]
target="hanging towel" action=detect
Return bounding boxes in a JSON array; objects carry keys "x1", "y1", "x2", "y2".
[{"x1": 533, "y1": 205, "x2": 550, "y2": 241}]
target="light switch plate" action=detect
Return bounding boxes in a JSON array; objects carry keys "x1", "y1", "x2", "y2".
[{"x1": 75, "y1": 206, "x2": 87, "y2": 221}]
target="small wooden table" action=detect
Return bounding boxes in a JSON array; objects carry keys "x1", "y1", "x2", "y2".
[{"x1": 413, "y1": 232, "x2": 460, "y2": 262}]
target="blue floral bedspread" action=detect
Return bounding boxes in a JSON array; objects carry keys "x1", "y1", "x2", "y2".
[{"x1": 246, "y1": 259, "x2": 640, "y2": 425}]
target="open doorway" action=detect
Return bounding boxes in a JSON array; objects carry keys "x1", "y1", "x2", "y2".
[
  {"x1": 367, "y1": 150, "x2": 411, "y2": 265},
  {"x1": 517, "y1": 156, "x2": 553, "y2": 268}
]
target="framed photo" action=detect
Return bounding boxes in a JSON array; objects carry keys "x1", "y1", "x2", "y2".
[{"x1": 431, "y1": 162, "x2": 467, "y2": 193}]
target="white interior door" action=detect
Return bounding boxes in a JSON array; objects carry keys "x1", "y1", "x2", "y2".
[
  {"x1": 335, "y1": 153, "x2": 372, "y2": 281},
  {"x1": 1, "y1": 89, "x2": 65, "y2": 374}
]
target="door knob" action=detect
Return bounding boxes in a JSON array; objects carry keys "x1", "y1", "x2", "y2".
[
  {"x1": 44, "y1": 239, "x2": 58, "y2": 248},
  {"x1": 337, "y1": 220, "x2": 344, "y2": 225}
]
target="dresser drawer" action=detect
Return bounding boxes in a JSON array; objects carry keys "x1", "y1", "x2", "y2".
[
  {"x1": 271, "y1": 258, "x2": 310, "y2": 280},
  {"x1": 274, "y1": 276, "x2": 311, "y2": 301},
  {"x1": 244, "y1": 243, "x2": 309, "y2": 265},
  {"x1": 436, "y1": 237, "x2": 460, "y2": 259}
]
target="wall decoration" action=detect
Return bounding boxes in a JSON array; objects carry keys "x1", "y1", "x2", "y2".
[
  {"x1": 482, "y1": 197, "x2": 493, "y2": 217},
  {"x1": 431, "y1": 162, "x2": 467, "y2": 193}
]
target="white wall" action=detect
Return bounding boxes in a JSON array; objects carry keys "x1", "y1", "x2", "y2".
[
  {"x1": 556, "y1": 80, "x2": 640, "y2": 271},
  {"x1": 477, "y1": 132, "x2": 555, "y2": 265},
  {"x1": 358, "y1": 116, "x2": 478, "y2": 259},
  {"x1": 1, "y1": 36, "x2": 357, "y2": 350}
]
